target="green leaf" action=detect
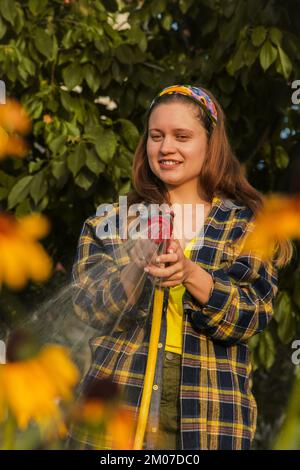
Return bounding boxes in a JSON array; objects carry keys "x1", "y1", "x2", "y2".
[
  {"x1": 0, "y1": 15, "x2": 7, "y2": 39},
  {"x1": 30, "y1": 171, "x2": 47, "y2": 205},
  {"x1": 0, "y1": 169, "x2": 15, "y2": 189},
  {"x1": 15, "y1": 198, "x2": 32, "y2": 217},
  {"x1": 67, "y1": 143, "x2": 86, "y2": 177},
  {"x1": 34, "y1": 28, "x2": 55, "y2": 59},
  {"x1": 28, "y1": 0, "x2": 48, "y2": 15},
  {"x1": 28, "y1": 160, "x2": 44, "y2": 174},
  {"x1": 62, "y1": 63, "x2": 83, "y2": 90},
  {"x1": 75, "y1": 171, "x2": 94, "y2": 190},
  {"x1": 276, "y1": 46, "x2": 292, "y2": 79},
  {"x1": 0, "y1": 187, "x2": 8, "y2": 200},
  {"x1": 22, "y1": 57, "x2": 36, "y2": 76},
  {"x1": 25, "y1": 100, "x2": 43, "y2": 119},
  {"x1": 84, "y1": 64, "x2": 101, "y2": 93},
  {"x1": 162, "y1": 14, "x2": 172, "y2": 30},
  {"x1": 274, "y1": 291, "x2": 292, "y2": 323},
  {"x1": 49, "y1": 135, "x2": 66, "y2": 155},
  {"x1": 179, "y1": 0, "x2": 193, "y2": 14},
  {"x1": 277, "y1": 308, "x2": 297, "y2": 345},
  {"x1": 8, "y1": 175, "x2": 33, "y2": 209},
  {"x1": 51, "y1": 161, "x2": 68, "y2": 180},
  {"x1": 258, "y1": 330, "x2": 275, "y2": 369},
  {"x1": 117, "y1": 119, "x2": 139, "y2": 150},
  {"x1": 37, "y1": 195, "x2": 49, "y2": 212},
  {"x1": 259, "y1": 40, "x2": 277, "y2": 71},
  {"x1": 275, "y1": 291, "x2": 296, "y2": 344},
  {"x1": 0, "y1": 0, "x2": 17, "y2": 25},
  {"x1": 115, "y1": 45, "x2": 135, "y2": 64},
  {"x1": 85, "y1": 150, "x2": 105, "y2": 176},
  {"x1": 95, "y1": 130, "x2": 117, "y2": 163},
  {"x1": 269, "y1": 27, "x2": 283, "y2": 47},
  {"x1": 217, "y1": 76, "x2": 236, "y2": 94},
  {"x1": 63, "y1": 121, "x2": 80, "y2": 138},
  {"x1": 226, "y1": 42, "x2": 248, "y2": 75},
  {"x1": 14, "y1": 4, "x2": 24, "y2": 34},
  {"x1": 274, "y1": 145, "x2": 289, "y2": 169},
  {"x1": 119, "y1": 179, "x2": 131, "y2": 195},
  {"x1": 251, "y1": 26, "x2": 267, "y2": 47}
]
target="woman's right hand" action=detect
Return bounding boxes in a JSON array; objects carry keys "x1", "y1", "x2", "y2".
[{"x1": 128, "y1": 238, "x2": 162, "y2": 270}]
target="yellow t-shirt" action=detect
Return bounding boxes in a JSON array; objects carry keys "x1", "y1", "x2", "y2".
[{"x1": 165, "y1": 237, "x2": 197, "y2": 355}]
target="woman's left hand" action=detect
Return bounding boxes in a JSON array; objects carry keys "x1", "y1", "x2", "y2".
[{"x1": 144, "y1": 239, "x2": 192, "y2": 287}]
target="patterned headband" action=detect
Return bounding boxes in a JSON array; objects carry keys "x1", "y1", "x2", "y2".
[{"x1": 149, "y1": 84, "x2": 218, "y2": 125}]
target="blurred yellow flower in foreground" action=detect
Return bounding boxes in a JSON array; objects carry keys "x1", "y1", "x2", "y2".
[
  {"x1": 0, "y1": 99, "x2": 31, "y2": 134},
  {"x1": 0, "y1": 343, "x2": 79, "y2": 434},
  {"x1": 0, "y1": 99, "x2": 31, "y2": 159},
  {"x1": 71, "y1": 400, "x2": 136, "y2": 449},
  {"x1": 70, "y1": 378, "x2": 136, "y2": 449},
  {"x1": 240, "y1": 194, "x2": 300, "y2": 260},
  {"x1": 0, "y1": 212, "x2": 52, "y2": 289}
]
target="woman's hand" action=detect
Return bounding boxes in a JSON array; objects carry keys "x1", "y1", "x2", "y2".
[
  {"x1": 144, "y1": 239, "x2": 193, "y2": 287},
  {"x1": 128, "y1": 238, "x2": 160, "y2": 270}
]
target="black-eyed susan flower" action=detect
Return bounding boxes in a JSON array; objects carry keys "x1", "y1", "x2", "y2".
[
  {"x1": 0, "y1": 212, "x2": 52, "y2": 290},
  {"x1": 240, "y1": 194, "x2": 300, "y2": 260},
  {"x1": 69, "y1": 378, "x2": 136, "y2": 449},
  {"x1": 0, "y1": 99, "x2": 31, "y2": 160},
  {"x1": 0, "y1": 99, "x2": 31, "y2": 135},
  {"x1": 0, "y1": 330, "x2": 79, "y2": 437}
]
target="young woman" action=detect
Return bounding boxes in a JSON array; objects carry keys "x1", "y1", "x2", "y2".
[{"x1": 70, "y1": 84, "x2": 292, "y2": 450}]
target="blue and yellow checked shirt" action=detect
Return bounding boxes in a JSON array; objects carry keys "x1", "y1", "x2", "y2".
[{"x1": 70, "y1": 195, "x2": 278, "y2": 450}]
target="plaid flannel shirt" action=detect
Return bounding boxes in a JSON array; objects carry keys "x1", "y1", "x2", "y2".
[{"x1": 69, "y1": 195, "x2": 278, "y2": 450}]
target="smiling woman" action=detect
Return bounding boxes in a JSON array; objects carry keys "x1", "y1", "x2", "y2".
[{"x1": 70, "y1": 84, "x2": 293, "y2": 451}]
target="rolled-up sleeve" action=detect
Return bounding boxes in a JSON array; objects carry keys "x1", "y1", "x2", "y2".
[{"x1": 71, "y1": 217, "x2": 152, "y2": 332}]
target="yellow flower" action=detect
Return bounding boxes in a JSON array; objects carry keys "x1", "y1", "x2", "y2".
[
  {"x1": 107, "y1": 407, "x2": 136, "y2": 450},
  {"x1": 70, "y1": 377, "x2": 136, "y2": 449},
  {"x1": 241, "y1": 194, "x2": 300, "y2": 260},
  {"x1": 71, "y1": 399, "x2": 136, "y2": 449},
  {"x1": 0, "y1": 213, "x2": 52, "y2": 289},
  {"x1": 0, "y1": 344, "x2": 79, "y2": 434},
  {"x1": 0, "y1": 99, "x2": 31, "y2": 160},
  {"x1": 43, "y1": 114, "x2": 53, "y2": 124},
  {"x1": 0, "y1": 99, "x2": 31, "y2": 134},
  {"x1": 72, "y1": 399, "x2": 106, "y2": 425}
]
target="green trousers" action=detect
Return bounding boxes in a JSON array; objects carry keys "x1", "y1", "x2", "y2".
[{"x1": 156, "y1": 350, "x2": 182, "y2": 450}]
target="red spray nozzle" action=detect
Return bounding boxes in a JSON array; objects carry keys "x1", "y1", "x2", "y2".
[{"x1": 147, "y1": 210, "x2": 175, "y2": 252}]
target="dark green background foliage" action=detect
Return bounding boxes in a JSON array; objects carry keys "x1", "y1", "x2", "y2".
[{"x1": 0, "y1": 0, "x2": 300, "y2": 448}]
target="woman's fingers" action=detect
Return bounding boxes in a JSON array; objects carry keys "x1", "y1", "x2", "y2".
[
  {"x1": 129, "y1": 239, "x2": 160, "y2": 268},
  {"x1": 144, "y1": 262, "x2": 179, "y2": 278},
  {"x1": 154, "y1": 253, "x2": 178, "y2": 264}
]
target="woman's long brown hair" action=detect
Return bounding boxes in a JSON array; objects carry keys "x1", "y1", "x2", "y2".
[{"x1": 126, "y1": 86, "x2": 293, "y2": 268}]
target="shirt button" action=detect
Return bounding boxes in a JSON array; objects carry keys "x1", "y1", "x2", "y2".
[
  {"x1": 158, "y1": 343, "x2": 163, "y2": 349},
  {"x1": 151, "y1": 427, "x2": 157, "y2": 433},
  {"x1": 153, "y1": 384, "x2": 158, "y2": 391},
  {"x1": 166, "y1": 352, "x2": 174, "y2": 360}
]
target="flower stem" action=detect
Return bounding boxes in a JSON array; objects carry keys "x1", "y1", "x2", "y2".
[{"x1": 2, "y1": 412, "x2": 16, "y2": 450}]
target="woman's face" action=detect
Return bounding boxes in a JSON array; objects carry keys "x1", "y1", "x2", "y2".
[{"x1": 146, "y1": 101, "x2": 208, "y2": 190}]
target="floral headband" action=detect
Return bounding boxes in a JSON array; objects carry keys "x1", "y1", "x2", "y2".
[{"x1": 149, "y1": 84, "x2": 218, "y2": 125}]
